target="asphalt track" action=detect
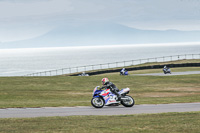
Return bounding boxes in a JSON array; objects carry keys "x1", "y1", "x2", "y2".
[
  {"x1": 1, "y1": 103, "x2": 200, "y2": 118},
  {"x1": 134, "y1": 71, "x2": 200, "y2": 76}
]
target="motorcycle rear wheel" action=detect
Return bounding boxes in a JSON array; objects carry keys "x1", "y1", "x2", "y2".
[
  {"x1": 121, "y1": 95, "x2": 135, "y2": 107},
  {"x1": 91, "y1": 97, "x2": 105, "y2": 108}
]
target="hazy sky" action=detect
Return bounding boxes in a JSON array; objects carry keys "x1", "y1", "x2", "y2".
[{"x1": 0, "y1": 0, "x2": 200, "y2": 42}]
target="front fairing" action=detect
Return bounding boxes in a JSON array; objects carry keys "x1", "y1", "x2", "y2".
[
  {"x1": 93, "y1": 86, "x2": 103, "y2": 97},
  {"x1": 100, "y1": 89, "x2": 111, "y2": 97},
  {"x1": 99, "y1": 89, "x2": 119, "y2": 105}
]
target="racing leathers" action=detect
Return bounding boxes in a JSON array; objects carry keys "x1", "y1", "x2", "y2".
[{"x1": 100, "y1": 82, "x2": 121, "y2": 100}]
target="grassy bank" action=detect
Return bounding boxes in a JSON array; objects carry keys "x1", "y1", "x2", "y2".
[
  {"x1": 0, "y1": 112, "x2": 199, "y2": 133},
  {"x1": 0, "y1": 67, "x2": 200, "y2": 108},
  {"x1": 67, "y1": 59, "x2": 200, "y2": 76}
]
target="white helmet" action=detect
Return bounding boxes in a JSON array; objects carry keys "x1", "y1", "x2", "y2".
[{"x1": 101, "y1": 78, "x2": 109, "y2": 85}]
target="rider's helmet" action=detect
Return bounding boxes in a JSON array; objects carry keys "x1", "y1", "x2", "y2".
[{"x1": 101, "y1": 78, "x2": 109, "y2": 85}]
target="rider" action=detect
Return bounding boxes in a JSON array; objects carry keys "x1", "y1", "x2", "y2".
[
  {"x1": 164, "y1": 65, "x2": 170, "y2": 71},
  {"x1": 100, "y1": 78, "x2": 121, "y2": 101},
  {"x1": 120, "y1": 68, "x2": 125, "y2": 75}
]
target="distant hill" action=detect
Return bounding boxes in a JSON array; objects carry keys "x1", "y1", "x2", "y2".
[{"x1": 1, "y1": 23, "x2": 200, "y2": 48}]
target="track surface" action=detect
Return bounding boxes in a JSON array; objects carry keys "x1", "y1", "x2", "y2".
[
  {"x1": 1, "y1": 103, "x2": 200, "y2": 118},
  {"x1": 134, "y1": 71, "x2": 200, "y2": 76}
]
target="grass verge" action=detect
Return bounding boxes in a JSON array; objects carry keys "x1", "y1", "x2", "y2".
[{"x1": 0, "y1": 112, "x2": 199, "y2": 133}]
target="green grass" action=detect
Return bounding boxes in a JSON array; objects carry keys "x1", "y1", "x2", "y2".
[
  {"x1": 0, "y1": 112, "x2": 200, "y2": 133},
  {"x1": 0, "y1": 67, "x2": 200, "y2": 108}
]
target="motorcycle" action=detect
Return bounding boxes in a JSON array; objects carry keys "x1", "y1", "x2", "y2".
[
  {"x1": 120, "y1": 70, "x2": 129, "y2": 75},
  {"x1": 91, "y1": 86, "x2": 135, "y2": 108},
  {"x1": 163, "y1": 68, "x2": 171, "y2": 74}
]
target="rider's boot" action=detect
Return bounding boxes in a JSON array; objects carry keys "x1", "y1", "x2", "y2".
[{"x1": 117, "y1": 94, "x2": 121, "y2": 101}]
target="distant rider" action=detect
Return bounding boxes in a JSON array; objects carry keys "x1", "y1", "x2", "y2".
[
  {"x1": 164, "y1": 65, "x2": 170, "y2": 71},
  {"x1": 100, "y1": 78, "x2": 121, "y2": 101},
  {"x1": 120, "y1": 68, "x2": 125, "y2": 75}
]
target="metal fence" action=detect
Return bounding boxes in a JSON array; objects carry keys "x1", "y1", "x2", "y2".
[{"x1": 25, "y1": 53, "x2": 200, "y2": 76}]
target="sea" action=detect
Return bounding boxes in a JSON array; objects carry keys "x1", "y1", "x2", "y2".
[{"x1": 0, "y1": 42, "x2": 200, "y2": 76}]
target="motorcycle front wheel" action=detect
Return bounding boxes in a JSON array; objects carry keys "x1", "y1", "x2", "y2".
[
  {"x1": 121, "y1": 95, "x2": 135, "y2": 107},
  {"x1": 91, "y1": 97, "x2": 105, "y2": 108}
]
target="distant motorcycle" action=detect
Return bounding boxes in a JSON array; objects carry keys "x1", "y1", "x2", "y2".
[
  {"x1": 91, "y1": 86, "x2": 135, "y2": 108},
  {"x1": 120, "y1": 70, "x2": 129, "y2": 75},
  {"x1": 163, "y1": 68, "x2": 171, "y2": 74},
  {"x1": 78, "y1": 72, "x2": 89, "y2": 76}
]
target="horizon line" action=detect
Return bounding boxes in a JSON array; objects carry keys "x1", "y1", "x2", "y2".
[{"x1": 0, "y1": 42, "x2": 200, "y2": 51}]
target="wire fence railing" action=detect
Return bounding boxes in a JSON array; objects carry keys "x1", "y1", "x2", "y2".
[{"x1": 24, "y1": 53, "x2": 200, "y2": 76}]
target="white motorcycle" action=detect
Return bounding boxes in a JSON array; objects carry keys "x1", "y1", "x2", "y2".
[
  {"x1": 163, "y1": 68, "x2": 171, "y2": 74},
  {"x1": 91, "y1": 86, "x2": 135, "y2": 108}
]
